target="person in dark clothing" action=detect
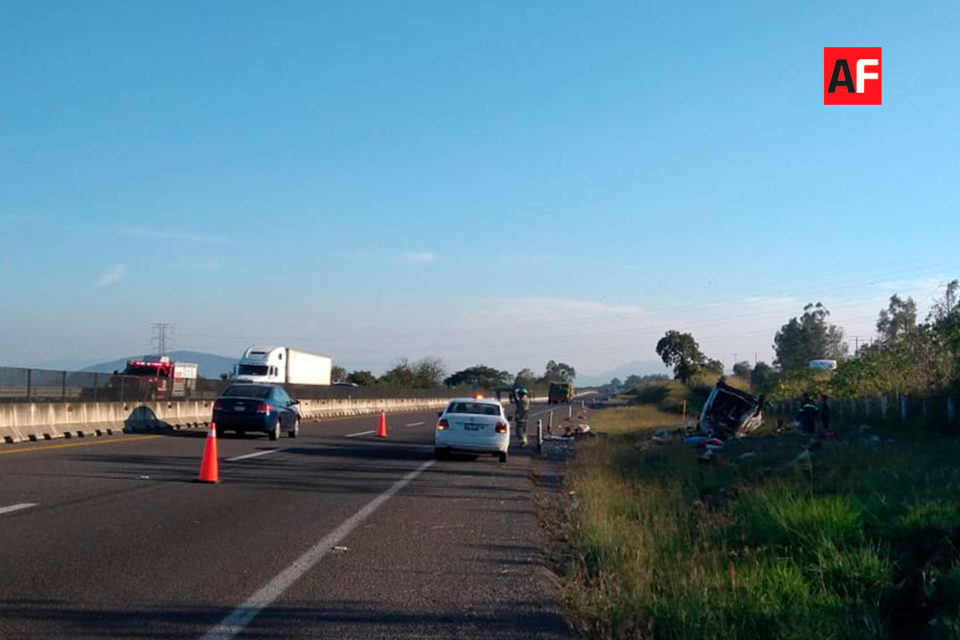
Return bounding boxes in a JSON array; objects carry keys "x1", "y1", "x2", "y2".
[
  {"x1": 514, "y1": 386, "x2": 530, "y2": 448},
  {"x1": 798, "y1": 393, "x2": 819, "y2": 434},
  {"x1": 819, "y1": 394, "x2": 831, "y2": 432}
]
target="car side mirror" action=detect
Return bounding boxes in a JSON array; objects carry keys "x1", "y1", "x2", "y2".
[{"x1": 437, "y1": 411, "x2": 443, "y2": 418}]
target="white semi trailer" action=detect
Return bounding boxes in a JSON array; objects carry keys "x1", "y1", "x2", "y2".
[{"x1": 235, "y1": 347, "x2": 332, "y2": 385}]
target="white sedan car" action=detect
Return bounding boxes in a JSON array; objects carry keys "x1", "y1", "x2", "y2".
[{"x1": 435, "y1": 397, "x2": 510, "y2": 462}]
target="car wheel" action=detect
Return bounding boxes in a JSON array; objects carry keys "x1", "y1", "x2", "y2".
[
  {"x1": 268, "y1": 418, "x2": 280, "y2": 441},
  {"x1": 288, "y1": 418, "x2": 299, "y2": 438},
  {"x1": 434, "y1": 447, "x2": 449, "y2": 460},
  {"x1": 498, "y1": 451, "x2": 507, "y2": 463}
]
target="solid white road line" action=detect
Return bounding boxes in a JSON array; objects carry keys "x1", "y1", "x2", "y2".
[
  {"x1": 404, "y1": 421, "x2": 425, "y2": 427},
  {"x1": 0, "y1": 503, "x2": 38, "y2": 516},
  {"x1": 225, "y1": 448, "x2": 289, "y2": 462},
  {"x1": 344, "y1": 430, "x2": 376, "y2": 438},
  {"x1": 201, "y1": 458, "x2": 437, "y2": 640}
]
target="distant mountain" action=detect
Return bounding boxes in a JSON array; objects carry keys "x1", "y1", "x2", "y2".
[
  {"x1": 577, "y1": 360, "x2": 670, "y2": 387},
  {"x1": 83, "y1": 350, "x2": 237, "y2": 378}
]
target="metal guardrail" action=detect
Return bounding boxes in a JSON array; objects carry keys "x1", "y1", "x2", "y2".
[{"x1": 0, "y1": 366, "x2": 462, "y2": 404}]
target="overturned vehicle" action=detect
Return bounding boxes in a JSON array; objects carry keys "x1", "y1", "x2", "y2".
[{"x1": 698, "y1": 379, "x2": 764, "y2": 440}]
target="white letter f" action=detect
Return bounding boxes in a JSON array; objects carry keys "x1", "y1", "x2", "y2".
[{"x1": 856, "y1": 59, "x2": 879, "y2": 93}]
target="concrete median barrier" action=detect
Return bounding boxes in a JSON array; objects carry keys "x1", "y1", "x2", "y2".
[{"x1": 0, "y1": 397, "x2": 451, "y2": 444}]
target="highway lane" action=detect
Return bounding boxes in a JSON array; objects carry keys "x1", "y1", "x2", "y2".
[{"x1": 0, "y1": 403, "x2": 570, "y2": 639}]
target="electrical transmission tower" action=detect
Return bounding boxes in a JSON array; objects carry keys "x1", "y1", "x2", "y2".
[{"x1": 152, "y1": 323, "x2": 174, "y2": 356}]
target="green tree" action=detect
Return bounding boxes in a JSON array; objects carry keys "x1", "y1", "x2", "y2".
[
  {"x1": 331, "y1": 365, "x2": 347, "y2": 383},
  {"x1": 346, "y1": 370, "x2": 377, "y2": 386},
  {"x1": 380, "y1": 358, "x2": 416, "y2": 387},
  {"x1": 655, "y1": 330, "x2": 707, "y2": 384},
  {"x1": 704, "y1": 358, "x2": 724, "y2": 375},
  {"x1": 412, "y1": 357, "x2": 447, "y2": 388},
  {"x1": 929, "y1": 280, "x2": 960, "y2": 327},
  {"x1": 773, "y1": 303, "x2": 848, "y2": 373},
  {"x1": 380, "y1": 357, "x2": 445, "y2": 388},
  {"x1": 876, "y1": 294, "x2": 917, "y2": 344},
  {"x1": 543, "y1": 360, "x2": 576, "y2": 383},
  {"x1": 750, "y1": 362, "x2": 778, "y2": 395},
  {"x1": 513, "y1": 368, "x2": 536, "y2": 389},
  {"x1": 732, "y1": 361, "x2": 752, "y2": 378},
  {"x1": 444, "y1": 365, "x2": 511, "y2": 388}
]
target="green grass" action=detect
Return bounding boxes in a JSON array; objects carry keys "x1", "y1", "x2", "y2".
[{"x1": 564, "y1": 406, "x2": 960, "y2": 639}]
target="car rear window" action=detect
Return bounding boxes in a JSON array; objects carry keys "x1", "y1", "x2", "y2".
[
  {"x1": 447, "y1": 402, "x2": 500, "y2": 416},
  {"x1": 221, "y1": 385, "x2": 272, "y2": 399}
]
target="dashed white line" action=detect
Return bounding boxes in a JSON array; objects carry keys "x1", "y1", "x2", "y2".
[
  {"x1": 201, "y1": 458, "x2": 436, "y2": 640},
  {"x1": 226, "y1": 448, "x2": 289, "y2": 462},
  {"x1": 404, "y1": 421, "x2": 425, "y2": 427},
  {"x1": 345, "y1": 430, "x2": 376, "y2": 438},
  {"x1": 0, "y1": 503, "x2": 37, "y2": 516}
]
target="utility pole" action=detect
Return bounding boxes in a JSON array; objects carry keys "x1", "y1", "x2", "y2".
[{"x1": 152, "y1": 323, "x2": 173, "y2": 356}]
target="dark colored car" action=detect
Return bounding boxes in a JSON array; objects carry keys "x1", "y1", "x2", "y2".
[{"x1": 212, "y1": 383, "x2": 300, "y2": 440}]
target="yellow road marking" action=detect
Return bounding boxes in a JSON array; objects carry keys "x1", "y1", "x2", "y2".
[{"x1": 0, "y1": 435, "x2": 162, "y2": 456}]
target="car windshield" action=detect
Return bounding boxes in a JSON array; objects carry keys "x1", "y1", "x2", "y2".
[
  {"x1": 447, "y1": 402, "x2": 499, "y2": 416},
  {"x1": 221, "y1": 385, "x2": 272, "y2": 399},
  {"x1": 237, "y1": 364, "x2": 269, "y2": 376}
]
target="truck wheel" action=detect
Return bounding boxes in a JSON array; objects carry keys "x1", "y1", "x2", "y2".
[
  {"x1": 269, "y1": 419, "x2": 280, "y2": 441},
  {"x1": 288, "y1": 418, "x2": 299, "y2": 438}
]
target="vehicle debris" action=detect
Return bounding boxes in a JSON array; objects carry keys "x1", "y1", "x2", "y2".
[{"x1": 698, "y1": 379, "x2": 764, "y2": 440}]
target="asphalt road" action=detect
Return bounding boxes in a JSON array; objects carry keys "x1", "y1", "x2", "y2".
[{"x1": 0, "y1": 404, "x2": 572, "y2": 639}]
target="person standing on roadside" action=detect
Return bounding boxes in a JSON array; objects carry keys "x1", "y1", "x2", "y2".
[
  {"x1": 798, "y1": 393, "x2": 819, "y2": 434},
  {"x1": 514, "y1": 386, "x2": 530, "y2": 448},
  {"x1": 819, "y1": 394, "x2": 831, "y2": 432}
]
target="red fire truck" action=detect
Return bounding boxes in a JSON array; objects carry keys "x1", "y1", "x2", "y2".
[{"x1": 110, "y1": 356, "x2": 198, "y2": 400}]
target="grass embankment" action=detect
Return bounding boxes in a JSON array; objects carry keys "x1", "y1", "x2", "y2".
[{"x1": 566, "y1": 403, "x2": 960, "y2": 639}]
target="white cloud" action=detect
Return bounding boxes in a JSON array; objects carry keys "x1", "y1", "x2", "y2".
[
  {"x1": 401, "y1": 251, "x2": 437, "y2": 265},
  {"x1": 95, "y1": 264, "x2": 127, "y2": 287}
]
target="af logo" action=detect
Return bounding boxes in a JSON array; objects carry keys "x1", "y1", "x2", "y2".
[{"x1": 824, "y1": 47, "x2": 881, "y2": 105}]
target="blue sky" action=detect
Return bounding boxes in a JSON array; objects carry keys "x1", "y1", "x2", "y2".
[{"x1": 1, "y1": 0, "x2": 958, "y2": 380}]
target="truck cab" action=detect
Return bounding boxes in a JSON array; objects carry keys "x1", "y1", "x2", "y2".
[
  {"x1": 236, "y1": 347, "x2": 287, "y2": 384},
  {"x1": 110, "y1": 356, "x2": 198, "y2": 400},
  {"x1": 548, "y1": 382, "x2": 574, "y2": 404}
]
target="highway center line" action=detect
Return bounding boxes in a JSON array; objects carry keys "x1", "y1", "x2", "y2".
[
  {"x1": 404, "y1": 421, "x2": 425, "y2": 427},
  {"x1": 0, "y1": 503, "x2": 38, "y2": 516},
  {"x1": 225, "y1": 448, "x2": 289, "y2": 462},
  {"x1": 344, "y1": 430, "x2": 376, "y2": 438},
  {"x1": 0, "y1": 435, "x2": 161, "y2": 456},
  {"x1": 201, "y1": 458, "x2": 437, "y2": 640}
]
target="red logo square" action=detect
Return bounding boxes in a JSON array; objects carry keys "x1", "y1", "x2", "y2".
[{"x1": 824, "y1": 47, "x2": 881, "y2": 105}]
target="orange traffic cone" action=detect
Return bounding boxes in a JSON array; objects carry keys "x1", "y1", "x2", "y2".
[
  {"x1": 376, "y1": 409, "x2": 387, "y2": 438},
  {"x1": 196, "y1": 422, "x2": 220, "y2": 483}
]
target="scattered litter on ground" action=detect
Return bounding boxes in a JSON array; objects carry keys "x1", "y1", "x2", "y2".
[{"x1": 332, "y1": 545, "x2": 349, "y2": 552}]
